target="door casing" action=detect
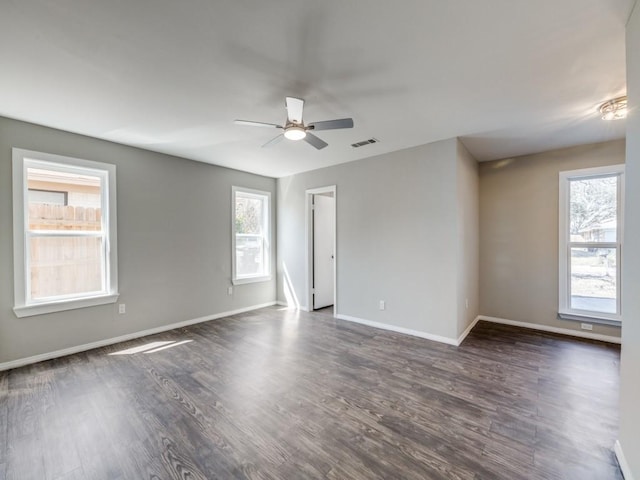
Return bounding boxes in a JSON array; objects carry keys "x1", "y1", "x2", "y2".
[{"x1": 305, "y1": 185, "x2": 337, "y2": 314}]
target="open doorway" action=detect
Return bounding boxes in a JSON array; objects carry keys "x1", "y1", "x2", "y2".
[{"x1": 306, "y1": 186, "x2": 336, "y2": 314}]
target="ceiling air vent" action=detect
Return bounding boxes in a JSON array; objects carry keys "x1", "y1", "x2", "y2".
[{"x1": 351, "y1": 138, "x2": 379, "y2": 148}]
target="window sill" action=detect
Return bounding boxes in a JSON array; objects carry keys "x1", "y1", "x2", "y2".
[
  {"x1": 558, "y1": 311, "x2": 621, "y2": 327},
  {"x1": 232, "y1": 275, "x2": 272, "y2": 286},
  {"x1": 14, "y1": 293, "x2": 119, "y2": 318}
]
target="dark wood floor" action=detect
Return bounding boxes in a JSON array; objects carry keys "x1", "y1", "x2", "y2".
[{"x1": 0, "y1": 307, "x2": 622, "y2": 479}]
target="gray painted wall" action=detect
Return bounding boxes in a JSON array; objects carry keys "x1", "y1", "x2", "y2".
[
  {"x1": 479, "y1": 140, "x2": 625, "y2": 338},
  {"x1": 0, "y1": 116, "x2": 276, "y2": 364},
  {"x1": 277, "y1": 138, "x2": 479, "y2": 341},
  {"x1": 619, "y1": 1, "x2": 640, "y2": 475},
  {"x1": 456, "y1": 141, "x2": 480, "y2": 337}
]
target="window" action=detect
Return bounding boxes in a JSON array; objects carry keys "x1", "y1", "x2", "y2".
[
  {"x1": 232, "y1": 187, "x2": 271, "y2": 284},
  {"x1": 12, "y1": 149, "x2": 118, "y2": 317},
  {"x1": 559, "y1": 165, "x2": 624, "y2": 324}
]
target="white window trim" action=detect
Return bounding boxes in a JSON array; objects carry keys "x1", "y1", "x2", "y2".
[
  {"x1": 558, "y1": 164, "x2": 624, "y2": 325},
  {"x1": 12, "y1": 148, "x2": 119, "y2": 318},
  {"x1": 231, "y1": 186, "x2": 271, "y2": 285}
]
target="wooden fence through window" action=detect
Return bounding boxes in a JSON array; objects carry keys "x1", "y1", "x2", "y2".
[{"x1": 28, "y1": 204, "x2": 103, "y2": 299}]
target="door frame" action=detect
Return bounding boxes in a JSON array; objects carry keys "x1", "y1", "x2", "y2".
[{"x1": 305, "y1": 185, "x2": 337, "y2": 314}]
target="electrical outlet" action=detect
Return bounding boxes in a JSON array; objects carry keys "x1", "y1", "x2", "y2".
[
  {"x1": 465, "y1": 298, "x2": 469, "y2": 309},
  {"x1": 118, "y1": 304, "x2": 126, "y2": 314},
  {"x1": 379, "y1": 300, "x2": 386, "y2": 310},
  {"x1": 227, "y1": 286, "x2": 233, "y2": 296},
  {"x1": 580, "y1": 323, "x2": 593, "y2": 331}
]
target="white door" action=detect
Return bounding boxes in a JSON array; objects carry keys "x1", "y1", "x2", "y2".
[{"x1": 313, "y1": 194, "x2": 335, "y2": 309}]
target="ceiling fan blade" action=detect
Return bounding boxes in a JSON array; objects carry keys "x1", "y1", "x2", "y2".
[
  {"x1": 308, "y1": 118, "x2": 354, "y2": 131},
  {"x1": 262, "y1": 134, "x2": 284, "y2": 148},
  {"x1": 303, "y1": 132, "x2": 328, "y2": 150},
  {"x1": 235, "y1": 120, "x2": 283, "y2": 128},
  {"x1": 285, "y1": 97, "x2": 305, "y2": 124}
]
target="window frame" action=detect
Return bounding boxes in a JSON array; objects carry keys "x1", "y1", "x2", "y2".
[
  {"x1": 12, "y1": 148, "x2": 119, "y2": 318},
  {"x1": 231, "y1": 186, "x2": 271, "y2": 285},
  {"x1": 558, "y1": 164, "x2": 624, "y2": 325}
]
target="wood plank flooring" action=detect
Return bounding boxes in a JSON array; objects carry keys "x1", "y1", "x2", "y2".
[{"x1": 0, "y1": 307, "x2": 622, "y2": 479}]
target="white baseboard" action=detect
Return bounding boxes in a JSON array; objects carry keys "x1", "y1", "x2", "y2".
[
  {"x1": 335, "y1": 314, "x2": 481, "y2": 347},
  {"x1": 457, "y1": 316, "x2": 481, "y2": 345},
  {"x1": 615, "y1": 440, "x2": 635, "y2": 480},
  {"x1": 0, "y1": 301, "x2": 277, "y2": 372},
  {"x1": 332, "y1": 313, "x2": 620, "y2": 347},
  {"x1": 478, "y1": 315, "x2": 621, "y2": 344},
  {"x1": 336, "y1": 314, "x2": 459, "y2": 346}
]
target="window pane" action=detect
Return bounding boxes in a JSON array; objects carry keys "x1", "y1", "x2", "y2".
[
  {"x1": 235, "y1": 234, "x2": 264, "y2": 277},
  {"x1": 569, "y1": 247, "x2": 616, "y2": 314},
  {"x1": 27, "y1": 167, "x2": 102, "y2": 231},
  {"x1": 569, "y1": 176, "x2": 617, "y2": 243},
  {"x1": 28, "y1": 189, "x2": 67, "y2": 205},
  {"x1": 30, "y1": 236, "x2": 104, "y2": 300},
  {"x1": 235, "y1": 195, "x2": 264, "y2": 235}
]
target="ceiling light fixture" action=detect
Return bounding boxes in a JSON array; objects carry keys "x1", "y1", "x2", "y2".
[
  {"x1": 599, "y1": 96, "x2": 627, "y2": 120},
  {"x1": 284, "y1": 125, "x2": 306, "y2": 141}
]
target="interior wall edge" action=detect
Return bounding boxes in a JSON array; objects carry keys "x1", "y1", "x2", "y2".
[
  {"x1": 615, "y1": 440, "x2": 635, "y2": 480},
  {"x1": 457, "y1": 316, "x2": 481, "y2": 345}
]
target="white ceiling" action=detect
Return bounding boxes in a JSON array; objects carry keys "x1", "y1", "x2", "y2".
[{"x1": 0, "y1": 0, "x2": 633, "y2": 178}]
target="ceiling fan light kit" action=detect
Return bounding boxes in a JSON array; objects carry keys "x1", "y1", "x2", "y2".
[
  {"x1": 284, "y1": 125, "x2": 307, "y2": 141},
  {"x1": 235, "y1": 97, "x2": 354, "y2": 150},
  {"x1": 599, "y1": 96, "x2": 627, "y2": 120}
]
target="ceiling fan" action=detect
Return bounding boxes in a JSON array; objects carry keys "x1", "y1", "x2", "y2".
[{"x1": 235, "y1": 97, "x2": 354, "y2": 150}]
